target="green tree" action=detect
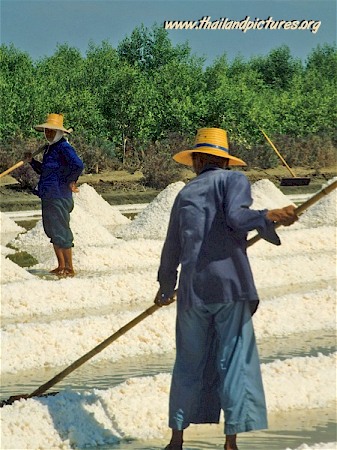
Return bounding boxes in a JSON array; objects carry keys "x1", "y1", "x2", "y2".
[
  {"x1": 305, "y1": 43, "x2": 337, "y2": 80},
  {"x1": 249, "y1": 45, "x2": 302, "y2": 90},
  {"x1": 0, "y1": 44, "x2": 36, "y2": 139},
  {"x1": 117, "y1": 23, "x2": 191, "y2": 72},
  {"x1": 34, "y1": 44, "x2": 106, "y2": 139}
]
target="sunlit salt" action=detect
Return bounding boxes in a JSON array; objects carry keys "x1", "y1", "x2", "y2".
[{"x1": 1, "y1": 177, "x2": 336, "y2": 449}]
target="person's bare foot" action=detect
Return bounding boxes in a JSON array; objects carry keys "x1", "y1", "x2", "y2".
[
  {"x1": 62, "y1": 268, "x2": 75, "y2": 277},
  {"x1": 49, "y1": 267, "x2": 65, "y2": 275}
]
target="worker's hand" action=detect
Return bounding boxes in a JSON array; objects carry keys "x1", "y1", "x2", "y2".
[
  {"x1": 154, "y1": 289, "x2": 176, "y2": 307},
  {"x1": 69, "y1": 181, "x2": 79, "y2": 193},
  {"x1": 267, "y1": 205, "x2": 298, "y2": 226},
  {"x1": 23, "y1": 152, "x2": 33, "y2": 163}
]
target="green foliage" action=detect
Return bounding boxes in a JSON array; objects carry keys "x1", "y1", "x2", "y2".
[
  {"x1": 249, "y1": 45, "x2": 302, "y2": 89},
  {"x1": 11, "y1": 164, "x2": 39, "y2": 190},
  {"x1": 141, "y1": 133, "x2": 188, "y2": 189},
  {"x1": 117, "y1": 24, "x2": 192, "y2": 72},
  {"x1": 0, "y1": 44, "x2": 36, "y2": 139},
  {"x1": 0, "y1": 29, "x2": 336, "y2": 188}
]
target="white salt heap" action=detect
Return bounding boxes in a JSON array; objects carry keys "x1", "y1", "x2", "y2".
[
  {"x1": 74, "y1": 183, "x2": 130, "y2": 229},
  {"x1": 251, "y1": 178, "x2": 295, "y2": 210},
  {"x1": 0, "y1": 211, "x2": 25, "y2": 245},
  {"x1": 286, "y1": 444, "x2": 337, "y2": 450},
  {"x1": 296, "y1": 177, "x2": 337, "y2": 228},
  {"x1": 0, "y1": 212, "x2": 25, "y2": 234},
  {"x1": 1, "y1": 178, "x2": 336, "y2": 450},
  {"x1": 11, "y1": 203, "x2": 118, "y2": 263},
  {"x1": 116, "y1": 181, "x2": 185, "y2": 240},
  {"x1": 1, "y1": 254, "x2": 33, "y2": 284}
]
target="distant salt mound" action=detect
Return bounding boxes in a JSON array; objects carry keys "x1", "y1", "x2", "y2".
[
  {"x1": 117, "y1": 181, "x2": 185, "y2": 240},
  {"x1": 75, "y1": 183, "x2": 130, "y2": 228},
  {"x1": 297, "y1": 178, "x2": 337, "y2": 228},
  {"x1": 1, "y1": 245, "x2": 16, "y2": 256},
  {"x1": 11, "y1": 204, "x2": 118, "y2": 263},
  {"x1": 1, "y1": 254, "x2": 33, "y2": 284},
  {"x1": 0, "y1": 212, "x2": 25, "y2": 234},
  {"x1": 70, "y1": 204, "x2": 118, "y2": 246},
  {"x1": 251, "y1": 179, "x2": 295, "y2": 210},
  {"x1": 286, "y1": 443, "x2": 337, "y2": 450},
  {"x1": 0, "y1": 212, "x2": 25, "y2": 245}
]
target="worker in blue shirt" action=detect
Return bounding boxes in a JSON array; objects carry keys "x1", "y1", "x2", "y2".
[
  {"x1": 25, "y1": 113, "x2": 84, "y2": 276},
  {"x1": 155, "y1": 128, "x2": 298, "y2": 450}
]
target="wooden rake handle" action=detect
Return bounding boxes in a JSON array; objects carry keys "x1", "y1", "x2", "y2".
[
  {"x1": 0, "y1": 144, "x2": 47, "y2": 179},
  {"x1": 28, "y1": 304, "x2": 160, "y2": 398},
  {"x1": 261, "y1": 129, "x2": 297, "y2": 178},
  {"x1": 0, "y1": 129, "x2": 72, "y2": 179},
  {"x1": 247, "y1": 179, "x2": 337, "y2": 247},
  {"x1": 17, "y1": 179, "x2": 337, "y2": 400}
]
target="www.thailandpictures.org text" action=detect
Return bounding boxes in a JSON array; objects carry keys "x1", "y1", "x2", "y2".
[{"x1": 164, "y1": 16, "x2": 321, "y2": 34}]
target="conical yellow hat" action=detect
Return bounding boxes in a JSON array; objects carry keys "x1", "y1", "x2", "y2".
[
  {"x1": 173, "y1": 128, "x2": 246, "y2": 166},
  {"x1": 34, "y1": 113, "x2": 72, "y2": 133}
]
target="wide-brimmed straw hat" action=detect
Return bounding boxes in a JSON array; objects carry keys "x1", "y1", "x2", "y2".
[
  {"x1": 173, "y1": 127, "x2": 246, "y2": 166},
  {"x1": 34, "y1": 113, "x2": 72, "y2": 133}
]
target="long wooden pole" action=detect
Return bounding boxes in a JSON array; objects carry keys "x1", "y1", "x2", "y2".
[
  {"x1": 0, "y1": 145, "x2": 47, "y2": 179},
  {"x1": 247, "y1": 179, "x2": 337, "y2": 247},
  {"x1": 0, "y1": 129, "x2": 73, "y2": 179},
  {"x1": 1, "y1": 179, "x2": 336, "y2": 406},
  {"x1": 261, "y1": 129, "x2": 297, "y2": 178},
  {"x1": 28, "y1": 304, "x2": 160, "y2": 398}
]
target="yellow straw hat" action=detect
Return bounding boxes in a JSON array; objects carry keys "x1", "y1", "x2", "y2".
[
  {"x1": 34, "y1": 113, "x2": 72, "y2": 133},
  {"x1": 173, "y1": 127, "x2": 246, "y2": 166}
]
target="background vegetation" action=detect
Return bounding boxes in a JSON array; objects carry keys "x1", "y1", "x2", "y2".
[{"x1": 1, "y1": 24, "x2": 336, "y2": 188}]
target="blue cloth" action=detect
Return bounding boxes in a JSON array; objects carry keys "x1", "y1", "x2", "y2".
[
  {"x1": 158, "y1": 166, "x2": 279, "y2": 309},
  {"x1": 169, "y1": 301, "x2": 267, "y2": 434},
  {"x1": 42, "y1": 198, "x2": 74, "y2": 248},
  {"x1": 158, "y1": 165, "x2": 273, "y2": 435},
  {"x1": 30, "y1": 138, "x2": 84, "y2": 199}
]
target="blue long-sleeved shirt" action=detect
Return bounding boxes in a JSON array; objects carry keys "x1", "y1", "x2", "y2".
[
  {"x1": 30, "y1": 138, "x2": 84, "y2": 199},
  {"x1": 158, "y1": 165, "x2": 279, "y2": 310}
]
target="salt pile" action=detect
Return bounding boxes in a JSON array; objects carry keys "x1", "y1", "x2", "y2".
[
  {"x1": 286, "y1": 444, "x2": 337, "y2": 450},
  {"x1": 2, "y1": 286, "x2": 335, "y2": 373},
  {"x1": 75, "y1": 183, "x2": 130, "y2": 229},
  {"x1": 251, "y1": 179, "x2": 295, "y2": 210},
  {"x1": 1, "y1": 177, "x2": 336, "y2": 450},
  {"x1": 0, "y1": 211, "x2": 25, "y2": 245},
  {"x1": 1, "y1": 254, "x2": 33, "y2": 284},
  {"x1": 116, "y1": 181, "x2": 185, "y2": 240},
  {"x1": 296, "y1": 177, "x2": 337, "y2": 228},
  {"x1": 0, "y1": 212, "x2": 25, "y2": 234},
  {"x1": 0, "y1": 354, "x2": 336, "y2": 448},
  {"x1": 11, "y1": 203, "x2": 118, "y2": 263}
]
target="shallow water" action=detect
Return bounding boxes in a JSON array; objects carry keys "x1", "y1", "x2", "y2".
[
  {"x1": 1, "y1": 185, "x2": 336, "y2": 450},
  {"x1": 82, "y1": 407, "x2": 337, "y2": 450},
  {"x1": 1, "y1": 331, "x2": 336, "y2": 450}
]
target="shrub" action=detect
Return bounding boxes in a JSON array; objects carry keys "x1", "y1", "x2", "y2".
[
  {"x1": 141, "y1": 132, "x2": 191, "y2": 189},
  {"x1": 263, "y1": 134, "x2": 337, "y2": 167},
  {"x1": 68, "y1": 135, "x2": 121, "y2": 174},
  {"x1": 11, "y1": 164, "x2": 39, "y2": 190}
]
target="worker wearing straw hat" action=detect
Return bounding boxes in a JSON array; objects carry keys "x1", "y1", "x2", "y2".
[
  {"x1": 24, "y1": 113, "x2": 84, "y2": 276},
  {"x1": 155, "y1": 128, "x2": 298, "y2": 450}
]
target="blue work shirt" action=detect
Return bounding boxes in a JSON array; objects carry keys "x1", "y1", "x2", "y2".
[
  {"x1": 30, "y1": 138, "x2": 84, "y2": 199},
  {"x1": 158, "y1": 165, "x2": 279, "y2": 310}
]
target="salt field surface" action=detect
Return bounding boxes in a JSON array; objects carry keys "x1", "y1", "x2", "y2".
[{"x1": 1, "y1": 179, "x2": 336, "y2": 450}]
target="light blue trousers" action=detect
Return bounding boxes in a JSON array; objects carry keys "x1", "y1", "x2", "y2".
[{"x1": 168, "y1": 301, "x2": 268, "y2": 435}]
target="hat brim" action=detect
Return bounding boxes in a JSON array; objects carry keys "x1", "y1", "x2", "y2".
[
  {"x1": 34, "y1": 123, "x2": 72, "y2": 133},
  {"x1": 173, "y1": 148, "x2": 246, "y2": 167}
]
